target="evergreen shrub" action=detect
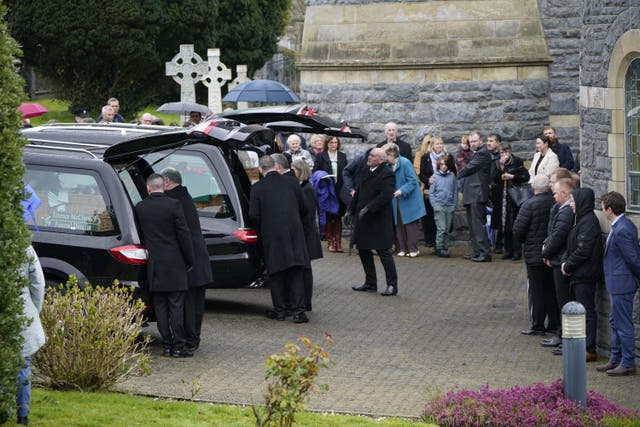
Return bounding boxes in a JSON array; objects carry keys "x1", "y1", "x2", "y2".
[
  {"x1": 0, "y1": 4, "x2": 29, "y2": 423},
  {"x1": 32, "y1": 276, "x2": 151, "y2": 391}
]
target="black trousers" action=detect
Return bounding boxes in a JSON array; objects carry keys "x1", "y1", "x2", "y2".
[
  {"x1": 270, "y1": 266, "x2": 305, "y2": 317},
  {"x1": 572, "y1": 281, "x2": 597, "y2": 353},
  {"x1": 358, "y1": 248, "x2": 398, "y2": 290},
  {"x1": 153, "y1": 290, "x2": 186, "y2": 350},
  {"x1": 421, "y1": 197, "x2": 436, "y2": 246},
  {"x1": 553, "y1": 267, "x2": 574, "y2": 336},
  {"x1": 526, "y1": 264, "x2": 559, "y2": 333},
  {"x1": 466, "y1": 202, "x2": 491, "y2": 257},
  {"x1": 184, "y1": 286, "x2": 207, "y2": 348},
  {"x1": 303, "y1": 267, "x2": 313, "y2": 308}
]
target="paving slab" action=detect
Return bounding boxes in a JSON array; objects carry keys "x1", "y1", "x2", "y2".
[{"x1": 120, "y1": 246, "x2": 640, "y2": 417}]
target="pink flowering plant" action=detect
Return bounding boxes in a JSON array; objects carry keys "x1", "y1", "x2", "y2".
[{"x1": 423, "y1": 379, "x2": 639, "y2": 427}]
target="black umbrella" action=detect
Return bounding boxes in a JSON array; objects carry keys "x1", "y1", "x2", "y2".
[
  {"x1": 222, "y1": 80, "x2": 300, "y2": 103},
  {"x1": 157, "y1": 101, "x2": 212, "y2": 115}
]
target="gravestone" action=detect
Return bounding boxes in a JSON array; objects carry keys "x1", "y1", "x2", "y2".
[
  {"x1": 201, "y1": 48, "x2": 232, "y2": 114},
  {"x1": 165, "y1": 44, "x2": 208, "y2": 104},
  {"x1": 228, "y1": 64, "x2": 251, "y2": 110}
]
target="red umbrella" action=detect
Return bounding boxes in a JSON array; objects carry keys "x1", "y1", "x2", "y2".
[{"x1": 17, "y1": 103, "x2": 48, "y2": 119}]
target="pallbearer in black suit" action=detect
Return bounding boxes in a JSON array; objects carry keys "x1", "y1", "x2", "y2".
[
  {"x1": 250, "y1": 156, "x2": 310, "y2": 323},
  {"x1": 350, "y1": 148, "x2": 399, "y2": 296},
  {"x1": 161, "y1": 167, "x2": 213, "y2": 355},
  {"x1": 135, "y1": 174, "x2": 194, "y2": 358}
]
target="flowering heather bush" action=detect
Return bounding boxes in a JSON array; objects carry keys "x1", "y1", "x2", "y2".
[{"x1": 423, "y1": 379, "x2": 639, "y2": 427}]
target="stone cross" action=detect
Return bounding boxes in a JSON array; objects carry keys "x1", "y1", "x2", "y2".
[
  {"x1": 228, "y1": 65, "x2": 251, "y2": 110},
  {"x1": 165, "y1": 44, "x2": 208, "y2": 103},
  {"x1": 201, "y1": 48, "x2": 232, "y2": 113}
]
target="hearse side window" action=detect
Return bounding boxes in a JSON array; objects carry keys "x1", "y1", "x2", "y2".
[
  {"x1": 24, "y1": 166, "x2": 118, "y2": 235},
  {"x1": 143, "y1": 151, "x2": 236, "y2": 220}
]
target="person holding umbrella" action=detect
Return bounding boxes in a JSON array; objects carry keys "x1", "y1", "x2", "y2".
[{"x1": 493, "y1": 142, "x2": 529, "y2": 260}]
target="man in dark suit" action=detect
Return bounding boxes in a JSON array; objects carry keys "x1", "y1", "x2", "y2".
[
  {"x1": 250, "y1": 156, "x2": 310, "y2": 323},
  {"x1": 376, "y1": 121, "x2": 412, "y2": 161},
  {"x1": 597, "y1": 191, "x2": 640, "y2": 376},
  {"x1": 161, "y1": 167, "x2": 213, "y2": 355},
  {"x1": 458, "y1": 131, "x2": 493, "y2": 262},
  {"x1": 350, "y1": 148, "x2": 398, "y2": 296},
  {"x1": 135, "y1": 174, "x2": 194, "y2": 357}
]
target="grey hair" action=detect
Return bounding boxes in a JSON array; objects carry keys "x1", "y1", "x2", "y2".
[
  {"x1": 259, "y1": 155, "x2": 276, "y2": 171},
  {"x1": 160, "y1": 167, "x2": 182, "y2": 185},
  {"x1": 101, "y1": 105, "x2": 114, "y2": 114},
  {"x1": 271, "y1": 153, "x2": 290, "y2": 169},
  {"x1": 532, "y1": 174, "x2": 550, "y2": 192},
  {"x1": 107, "y1": 97, "x2": 119, "y2": 104}
]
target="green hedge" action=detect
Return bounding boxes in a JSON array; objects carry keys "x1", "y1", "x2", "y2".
[{"x1": 0, "y1": 4, "x2": 30, "y2": 423}]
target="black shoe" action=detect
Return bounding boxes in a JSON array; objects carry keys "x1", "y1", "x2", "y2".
[
  {"x1": 305, "y1": 304, "x2": 312, "y2": 312},
  {"x1": 352, "y1": 284, "x2": 377, "y2": 292},
  {"x1": 540, "y1": 336, "x2": 562, "y2": 347},
  {"x1": 380, "y1": 286, "x2": 397, "y2": 296},
  {"x1": 463, "y1": 254, "x2": 479, "y2": 260},
  {"x1": 512, "y1": 254, "x2": 522, "y2": 261},
  {"x1": 172, "y1": 349, "x2": 193, "y2": 358},
  {"x1": 552, "y1": 347, "x2": 563, "y2": 356},
  {"x1": 521, "y1": 329, "x2": 545, "y2": 336},
  {"x1": 471, "y1": 255, "x2": 492, "y2": 262},
  {"x1": 501, "y1": 253, "x2": 514, "y2": 260},
  {"x1": 436, "y1": 249, "x2": 450, "y2": 258},
  {"x1": 292, "y1": 313, "x2": 309, "y2": 323},
  {"x1": 17, "y1": 416, "x2": 28, "y2": 425},
  {"x1": 266, "y1": 309, "x2": 286, "y2": 321},
  {"x1": 162, "y1": 348, "x2": 172, "y2": 357}
]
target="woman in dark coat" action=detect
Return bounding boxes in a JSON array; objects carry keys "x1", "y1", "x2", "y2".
[
  {"x1": 491, "y1": 143, "x2": 530, "y2": 260},
  {"x1": 292, "y1": 160, "x2": 323, "y2": 311},
  {"x1": 313, "y1": 135, "x2": 348, "y2": 252}
]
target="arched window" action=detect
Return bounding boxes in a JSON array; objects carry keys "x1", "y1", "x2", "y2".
[{"x1": 626, "y1": 57, "x2": 640, "y2": 211}]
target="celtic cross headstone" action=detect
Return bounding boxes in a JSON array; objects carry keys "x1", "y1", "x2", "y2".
[
  {"x1": 228, "y1": 64, "x2": 251, "y2": 109},
  {"x1": 201, "y1": 48, "x2": 232, "y2": 113},
  {"x1": 165, "y1": 44, "x2": 208, "y2": 104}
]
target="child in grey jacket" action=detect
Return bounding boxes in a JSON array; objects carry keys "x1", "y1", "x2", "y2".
[{"x1": 429, "y1": 158, "x2": 458, "y2": 257}]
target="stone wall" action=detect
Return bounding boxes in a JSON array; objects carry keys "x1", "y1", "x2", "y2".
[
  {"x1": 580, "y1": 2, "x2": 640, "y2": 362},
  {"x1": 298, "y1": 0, "x2": 553, "y2": 159},
  {"x1": 537, "y1": 0, "x2": 582, "y2": 159}
]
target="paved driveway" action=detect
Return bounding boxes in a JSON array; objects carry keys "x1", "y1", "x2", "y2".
[{"x1": 120, "y1": 248, "x2": 640, "y2": 417}]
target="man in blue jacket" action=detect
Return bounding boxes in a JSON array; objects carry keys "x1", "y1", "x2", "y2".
[{"x1": 597, "y1": 191, "x2": 640, "y2": 376}]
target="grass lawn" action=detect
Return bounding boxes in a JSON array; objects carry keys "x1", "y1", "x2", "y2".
[
  {"x1": 3, "y1": 388, "x2": 433, "y2": 427},
  {"x1": 25, "y1": 98, "x2": 180, "y2": 127}
]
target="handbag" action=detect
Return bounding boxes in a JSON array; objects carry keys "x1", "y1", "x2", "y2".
[{"x1": 507, "y1": 185, "x2": 532, "y2": 207}]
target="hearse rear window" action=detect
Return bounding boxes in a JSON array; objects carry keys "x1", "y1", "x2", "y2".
[
  {"x1": 24, "y1": 167, "x2": 118, "y2": 235},
  {"x1": 142, "y1": 151, "x2": 236, "y2": 220}
]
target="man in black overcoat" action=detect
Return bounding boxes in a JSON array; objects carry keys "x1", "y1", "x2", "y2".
[
  {"x1": 249, "y1": 156, "x2": 310, "y2": 323},
  {"x1": 458, "y1": 131, "x2": 493, "y2": 262},
  {"x1": 375, "y1": 121, "x2": 412, "y2": 161},
  {"x1": 161, "y1": 167, "x2": 213, "y2": 355},
  {"x1": 135, "y1": 174, "x2": 194, "y2": 357},
  {"x1": 350, "y1": 148, "x2": 399, "y2": 296}
]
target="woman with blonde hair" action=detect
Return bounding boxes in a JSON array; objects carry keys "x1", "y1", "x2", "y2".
[
  {"x1": 418, "y1": 136, "x2": 452, "y2": 248},
  {"x1": 291, "y1": 160, "x2": 323, "y2": 311}
]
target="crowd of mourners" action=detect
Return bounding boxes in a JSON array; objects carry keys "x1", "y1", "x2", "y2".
[{"x1": 253, "y1": 122, "x2": 639, "y2": 378}]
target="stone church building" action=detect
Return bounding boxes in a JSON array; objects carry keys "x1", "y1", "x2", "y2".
[{"x1": 296, "y1": 0, "x2": 639, "y2": 358}]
